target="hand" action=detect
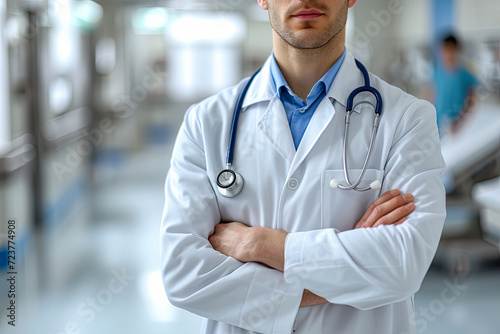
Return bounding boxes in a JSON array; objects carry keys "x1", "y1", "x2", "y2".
[
  {"x1": 354, "y1": 189, "x2": 415, "y2": 229},
  {"x1": 209, "y1": 223, "x2": 287, "y2": 271},
  {"x1": 209, "y1": 222, "x2": 256, "y2": 263},
  {"x1": 300, "y1": 289, "x2": 328, "y2": 307},
  {"x1": 449, "y1": 118, "x2": 465, "y2": 134}
]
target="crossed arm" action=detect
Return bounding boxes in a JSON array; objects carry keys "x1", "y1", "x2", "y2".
[{"x1": 209, "y1": 189, "x2": 415, "y2": 307}]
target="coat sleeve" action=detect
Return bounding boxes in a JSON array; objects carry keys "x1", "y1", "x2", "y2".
[
  {"x1": 160, "y1": 106, "x2": 303, "y2": 333},
  {"x1": 283, "y1": 100, "x2": 446, "y2": 310}
]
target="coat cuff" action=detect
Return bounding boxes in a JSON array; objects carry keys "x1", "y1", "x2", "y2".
[
  {"x1": 283, "y1": 231, "x2": 308, "y2": 285},
  {"x1": 284, "y1": 229, "x2": 340, "y2": 286},
  {"x1": 238, "y1": 263, "x2": 303, "y2": 334},
  {"x1": 271, "y1": 276, "x2": 303, "y2": 334}
]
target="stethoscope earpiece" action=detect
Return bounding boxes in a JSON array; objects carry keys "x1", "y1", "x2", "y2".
[
  {"x1": 369, "y1": 180, "x2": 382, "y2": 190},
  {"x1": 330, "y1": 179, "x2": 340, "y2": 189},
  {"x1": 330, "y1": 179, "x2": 381, "y2": 191}
]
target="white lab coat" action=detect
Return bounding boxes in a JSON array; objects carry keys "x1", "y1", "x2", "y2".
[{"x1": 160, "y1": 52, "x2": 446, "y2": 334}]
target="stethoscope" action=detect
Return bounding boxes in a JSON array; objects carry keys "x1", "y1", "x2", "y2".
[{"x1": 216, "y1": 59, "x2": 383, "y2": 198}]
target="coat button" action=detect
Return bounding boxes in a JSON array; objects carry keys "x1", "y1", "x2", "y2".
[{"x1": 288, "y1": 178, "x2": 299, "y2": 190}]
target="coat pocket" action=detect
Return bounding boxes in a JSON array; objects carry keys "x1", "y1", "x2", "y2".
[{"x1": 321, "y1": 169, "x2": 384, "y2": 231}]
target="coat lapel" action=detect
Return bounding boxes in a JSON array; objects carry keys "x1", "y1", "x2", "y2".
[
  {"x1": 245, "y1": 52, "x2": 364, "y2": 175},
  {"x1": 286, "y1": 53, "x2": 362, "y2": 177},
  {"x1": 287, "y1": 97, "x2": 336, "y2": 178},
  {"x1": 257, "y1": 96, "x2": 296, "y2": 166}
]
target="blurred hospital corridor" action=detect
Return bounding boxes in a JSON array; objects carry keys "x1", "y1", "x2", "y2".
[{"x1": 1, "y1": 0, "x2": 500, "y2": 333}]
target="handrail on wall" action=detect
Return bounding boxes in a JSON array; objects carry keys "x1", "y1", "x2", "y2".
[{"x1": 0, "y1": 134, "x2": 36, "y2": 178}]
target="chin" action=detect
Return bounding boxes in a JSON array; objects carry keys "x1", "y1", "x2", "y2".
[{"x1": 289, "y1": 32, "x2": 330, "y2": 49}]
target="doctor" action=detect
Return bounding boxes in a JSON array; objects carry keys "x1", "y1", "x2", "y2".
[{"x1": 161, "y1": 0, "x2": 446, "y2": 333}]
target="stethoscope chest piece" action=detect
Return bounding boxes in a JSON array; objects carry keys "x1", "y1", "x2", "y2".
[{"x1": 217, "y1": 168, "x2": 244, "y2": 198}]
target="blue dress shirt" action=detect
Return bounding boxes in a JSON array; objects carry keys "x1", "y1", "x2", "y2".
[{"x1": 270, "y1": 49, "x2": 346, "y2": 149}]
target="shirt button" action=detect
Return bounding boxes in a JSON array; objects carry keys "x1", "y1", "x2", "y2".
[
  {"x1": 288, "y1": 178, "x2": 299, "y2": 190},
  {"x1": 299, "y1": 108, "x2": 306, "y2": 113}
]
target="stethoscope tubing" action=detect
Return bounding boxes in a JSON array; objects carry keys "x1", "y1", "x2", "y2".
[
  {"x1": 339, "y1": 112, "x2": 380, "y2": 191},
  {"x1": 339, "y1": 59, "x2": 383, "y2": 191},
  {"x1": 226, "y1": 68, "x2": 262, "y2": 167},
  {"x1": 219, "y1": 58, "x2": 383, "y2": 197}
]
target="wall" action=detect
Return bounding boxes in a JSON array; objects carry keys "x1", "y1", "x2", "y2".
[
  {"x1": 244, "y1": 19, "x2": 273, "y2": 68},
  {"x1": 350, "y1": 0, "x2": 431, "y2": 80},
  {"x1": 0, "y1": 0, "x2": 9, "y2": 146},
  {"x1": 457, "y1": 0, "x2": 500, "y2": 35}
]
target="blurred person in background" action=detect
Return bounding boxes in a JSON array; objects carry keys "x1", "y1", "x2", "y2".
[{"x1": 427, "y1": 33, "x2": 478, "y2": 135}]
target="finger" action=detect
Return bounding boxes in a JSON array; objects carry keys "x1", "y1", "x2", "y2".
[
  {"x1": 371, "y1": 216, "x2": 408, "y2": 229},
  {"x1": 355, "y1": 189, "x2": 401, "y2": 228},
  {"x1": 394, "y1": 217, "x2": 408, "y2": 226},
  {"x1": 360, "y1": 193, "x2": 414, "y2": 228},
  {"x1": 372, "y1": 203, "x2": 415, "y2": 228},
  {"x1": 359, "y1": 189, "x2": 401, "y2": 223},
  {"x1": 362, "y1": 194, "x2": 413, "y2": 228}
]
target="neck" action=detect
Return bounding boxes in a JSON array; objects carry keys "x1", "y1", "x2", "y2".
[
  {"x1": 273, "y1": 29, "x2": 345, "y2": 101},
  {"x1": 444, "y1": 62, "x2": 458, "y2": 71}
]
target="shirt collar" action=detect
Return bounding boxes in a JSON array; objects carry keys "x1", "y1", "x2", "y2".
[
  {"x1": 241, "y1": 51, "x2": 362, "y2": 110},
  {"x1": 269, "y1": 48, "x2": 346, "y2": 101}
]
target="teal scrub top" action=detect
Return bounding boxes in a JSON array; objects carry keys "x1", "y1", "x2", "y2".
[{"x1": 433, "y1": 65, "x2": 477, "y2": 129}]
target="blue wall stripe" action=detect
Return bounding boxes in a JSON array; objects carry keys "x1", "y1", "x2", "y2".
[
  {"x1": 431, "y1": 0, "x2": 456, "y2": 62},
  {"x1": 0, "y1": 232, "x2": 30, "y2": 270},
  {"x1": 1, "y1": 178, "x2": 86, "y2": 270}
]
